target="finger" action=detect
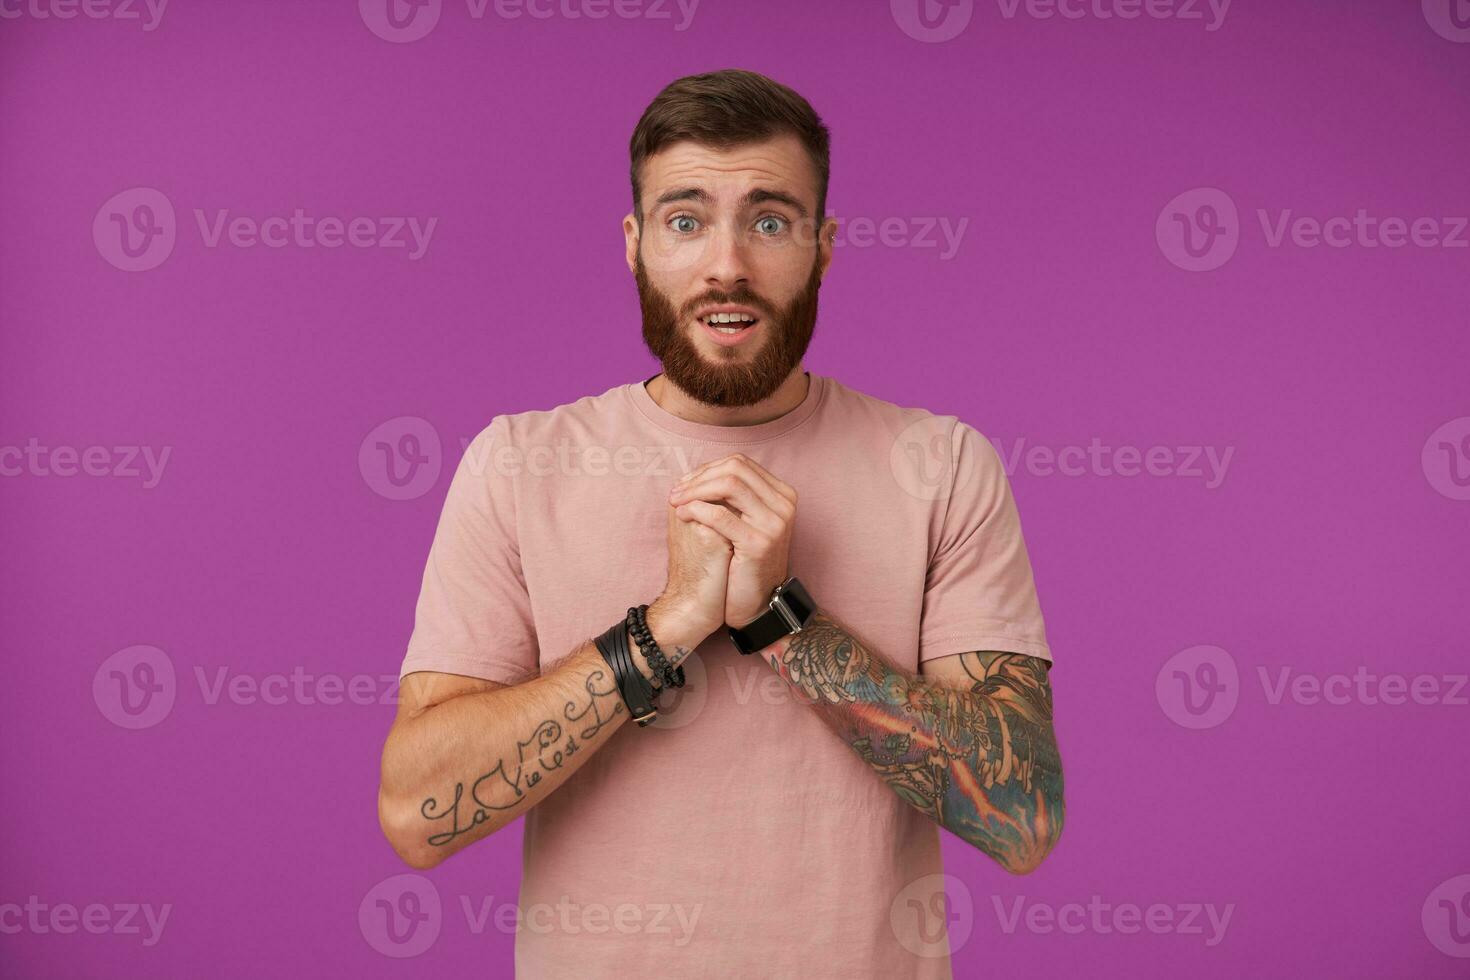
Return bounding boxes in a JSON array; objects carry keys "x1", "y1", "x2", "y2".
[
  {"x1": 675, "y1": 451, "x2": 765, "y2": 489},
  {"x1": 670, "y1": 499, "x2": 738, "y2": 525},
  {"x1": 674, "y1": 451, "x2": 735, "y2": 487},
  {"x1": 675, "y1": 499, "x2": 759, "y2": 550},
  {"x1": 721, "y1": 458, "x2": 794, "y2": 516},
  {"x1": 677, "y1": 456, "x2": 792, "y2": 517},
  {"x1": 728, "y1": 453, "x2": 797, "y2": 504},
  {"x1": 670, "y1": 473, "x2": 785, "y2": 533}
]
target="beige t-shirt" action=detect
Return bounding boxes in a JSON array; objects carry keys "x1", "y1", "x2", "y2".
[{"x1": 399, "y1": 370, "x2": 1051, "y2": 978}]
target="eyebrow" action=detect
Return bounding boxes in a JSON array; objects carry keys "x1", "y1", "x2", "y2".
[{"x1": 651, "y1": 187, "x2": 810, "y2": 219}]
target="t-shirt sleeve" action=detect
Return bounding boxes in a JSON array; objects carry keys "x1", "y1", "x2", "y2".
[
  {"x1": 918, "y1": 418, "x2": 1052, "y2": 666},
  {"x1": 398, "y1": 415, "x2": 541, "y2": 685}
]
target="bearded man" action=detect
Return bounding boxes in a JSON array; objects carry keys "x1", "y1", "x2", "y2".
[{"x1": 378, "y1": 67, "x2": 1064, "y2": 980}]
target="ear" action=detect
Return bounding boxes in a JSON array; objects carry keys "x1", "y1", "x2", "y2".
[
  {"x1": 816, "y1": 215, "x2": 837, "y2": 282},
  {"x1": 622, "y1": 211, "x2": 640, "y2": 275}
]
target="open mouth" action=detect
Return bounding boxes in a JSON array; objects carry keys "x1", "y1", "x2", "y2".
[
  {"x1": 700, "y1": 312, "x2": 758, "y2": 334},
  {"x1": 694, "y1": 306, "x2": 762, "y2": 345}
]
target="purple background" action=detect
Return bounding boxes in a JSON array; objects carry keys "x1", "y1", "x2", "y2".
[{"x1": 2, "y1": 1, "x2": 1468, "y2": 977}]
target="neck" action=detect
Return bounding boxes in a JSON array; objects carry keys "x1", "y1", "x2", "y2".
[{"x1": 646, "y1": 367, "x2": 810, "y2": 427}]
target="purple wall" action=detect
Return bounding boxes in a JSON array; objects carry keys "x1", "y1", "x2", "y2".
[{"x1": 2, "y1": 1, "x2": 1467, "y2": 977}]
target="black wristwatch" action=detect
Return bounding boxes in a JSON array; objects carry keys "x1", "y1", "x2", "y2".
[{"x1": 728, "y1": 576, "x2": 816, "y2": 655}]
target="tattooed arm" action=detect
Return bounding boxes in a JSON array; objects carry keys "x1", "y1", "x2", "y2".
[
  {"x1": 667, "y1": 452, "x2": 1063, "y2": 872},
  {"x1": 377, "y1": 599, "x2": 702, "y2": 870},
  {"x1": 760, "y1": 610, "x2": 1064, "y2": 875}
]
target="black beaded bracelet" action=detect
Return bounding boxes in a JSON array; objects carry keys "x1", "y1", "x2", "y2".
[
  {"x1": 629, "y1": 605, "x2": 664, "y2": 681},
  {"x1": 626, "y1": 606, "x2": 661, "y2": 689},
  {"x1": 626, "y1": 605, "x2": 669, "y2": 690},
  {"x1": 627, "y1": 604, "x2": 685, "y2": 690}
]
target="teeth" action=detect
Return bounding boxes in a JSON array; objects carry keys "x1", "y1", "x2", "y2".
[
  {"x1": 703, "y1": 312, "x2": 755, "y2": 324},
  {"x1": 712, "y1": 326, "x2": 746, "y2": 334}
]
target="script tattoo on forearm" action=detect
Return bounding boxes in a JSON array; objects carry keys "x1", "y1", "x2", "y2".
[
  {"x1": 767, "y1": 612, "x2": 1063, "y2": 872},
  {"x1": 418, "y1": 647, "x2": 687, "y2": 849}
]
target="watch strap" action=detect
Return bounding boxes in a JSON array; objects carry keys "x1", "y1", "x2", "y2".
[{"x1": 728, "y1": 576, "x2": 815, "y2": 656}]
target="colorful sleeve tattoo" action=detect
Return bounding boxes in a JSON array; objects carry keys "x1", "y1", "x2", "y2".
[{"x1": 764, "y1": 609, "x2": 1064, "y2": 874}]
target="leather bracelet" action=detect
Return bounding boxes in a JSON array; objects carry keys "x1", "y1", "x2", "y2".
[
  {"x1": 594, "y1": 620, "x2": 657, "y2": 727},
  {"x1": 614, "y1": 621, "x2": 658, "y2": 726},
  {"x1": 627, "y1": 605, "x2": 684, "y2": 690}
]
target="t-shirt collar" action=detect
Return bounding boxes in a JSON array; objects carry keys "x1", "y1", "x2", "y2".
[{"x1": 627, "y1": 370, "x2": 825, "y2": 444}]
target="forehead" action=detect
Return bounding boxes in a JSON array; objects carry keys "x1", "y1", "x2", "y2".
[{"x1": 640, "y1": 133, "x2": 818, "y2": 212}]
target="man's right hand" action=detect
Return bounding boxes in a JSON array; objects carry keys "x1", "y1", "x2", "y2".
[{"x1": 647, "y1": 496, "x2": 734, "y2": 657}]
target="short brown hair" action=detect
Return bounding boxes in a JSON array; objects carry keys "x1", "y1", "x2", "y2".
[{"x1": 629, "y1": 68, "x2": 831, "y2": 227}]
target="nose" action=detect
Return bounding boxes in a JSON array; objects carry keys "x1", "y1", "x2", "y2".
[{"x1": 700, "y1": 221, "x2": 752, "y2": 294}]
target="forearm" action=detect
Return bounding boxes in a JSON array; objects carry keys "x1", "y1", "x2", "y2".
[
  {"x1": 757, "y1": 609, "x2": 1064, "y2": 874},
  {"x1": 379, "y1": 604, "x2": 699, "y2": 869}
]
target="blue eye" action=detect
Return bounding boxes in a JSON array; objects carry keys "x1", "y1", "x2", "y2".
[
  {"x1": 756, "y1": 216, "x2": 787, "y2": 236},
  {"x1": 671, "y1": 215, "x2": 699, "y2": 234}
]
